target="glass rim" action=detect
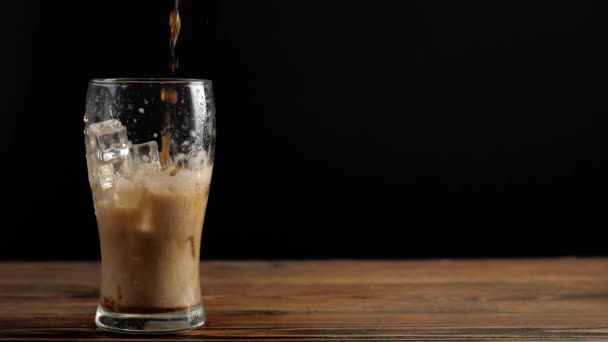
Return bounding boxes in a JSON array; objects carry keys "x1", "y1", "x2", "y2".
[{"x1": 89, "y1": 78, "x2": 211, "y2": 86}]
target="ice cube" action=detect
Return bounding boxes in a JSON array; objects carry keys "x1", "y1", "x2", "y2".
[
  {"x1": 131, "y1": 141, "x2": 161, "y2": 174},
  {"x1": 98, "y1": 163, "x2": 115, "y2": 189},
  {"x1": 132, "y1": 141, "x2": 159, "y2": 163},
  {"x1": 97, "y1": 158, "x2": 132, "y2": 190},
  {"x1": 87, "y1": 119, "x2": 121, "y2": 138},
  {"x1": 86, "y1": 119, "x2": 130, "y2": 162}
]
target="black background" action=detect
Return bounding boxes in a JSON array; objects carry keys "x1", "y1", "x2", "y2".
[{"x1": 1, "y1": 1, "x2": 606, "y2": 259}]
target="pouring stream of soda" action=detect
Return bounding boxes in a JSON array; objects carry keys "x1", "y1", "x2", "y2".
[
  {"x1": 160, "y1": 0, "x2": 181, "y2": 168},
  {"x1": 169, "y1": 0, "x2": 181, "y2": 73}
]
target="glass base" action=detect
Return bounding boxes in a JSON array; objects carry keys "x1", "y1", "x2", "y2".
[{"x1": 95, "y1": 303, "x2": 205, "y2": 334}]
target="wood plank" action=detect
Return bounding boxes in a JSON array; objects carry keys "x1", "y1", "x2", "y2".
[{"x1": 0, "y1": 259, "x2": 607, "y2": 341}]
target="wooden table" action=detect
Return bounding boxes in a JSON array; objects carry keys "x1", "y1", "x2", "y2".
[{"x1": 0, "y1": 259, "x2": 607, "y2": 341}]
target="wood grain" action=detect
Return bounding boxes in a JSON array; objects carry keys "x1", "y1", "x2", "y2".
[{"x1": 0, "y1": 259, "x2": 607, "y2": 341}]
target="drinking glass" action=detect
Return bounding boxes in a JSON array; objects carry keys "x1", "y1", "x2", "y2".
[{"x1": 83, "y1": 78, "x2": 215, "y2": 333}]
